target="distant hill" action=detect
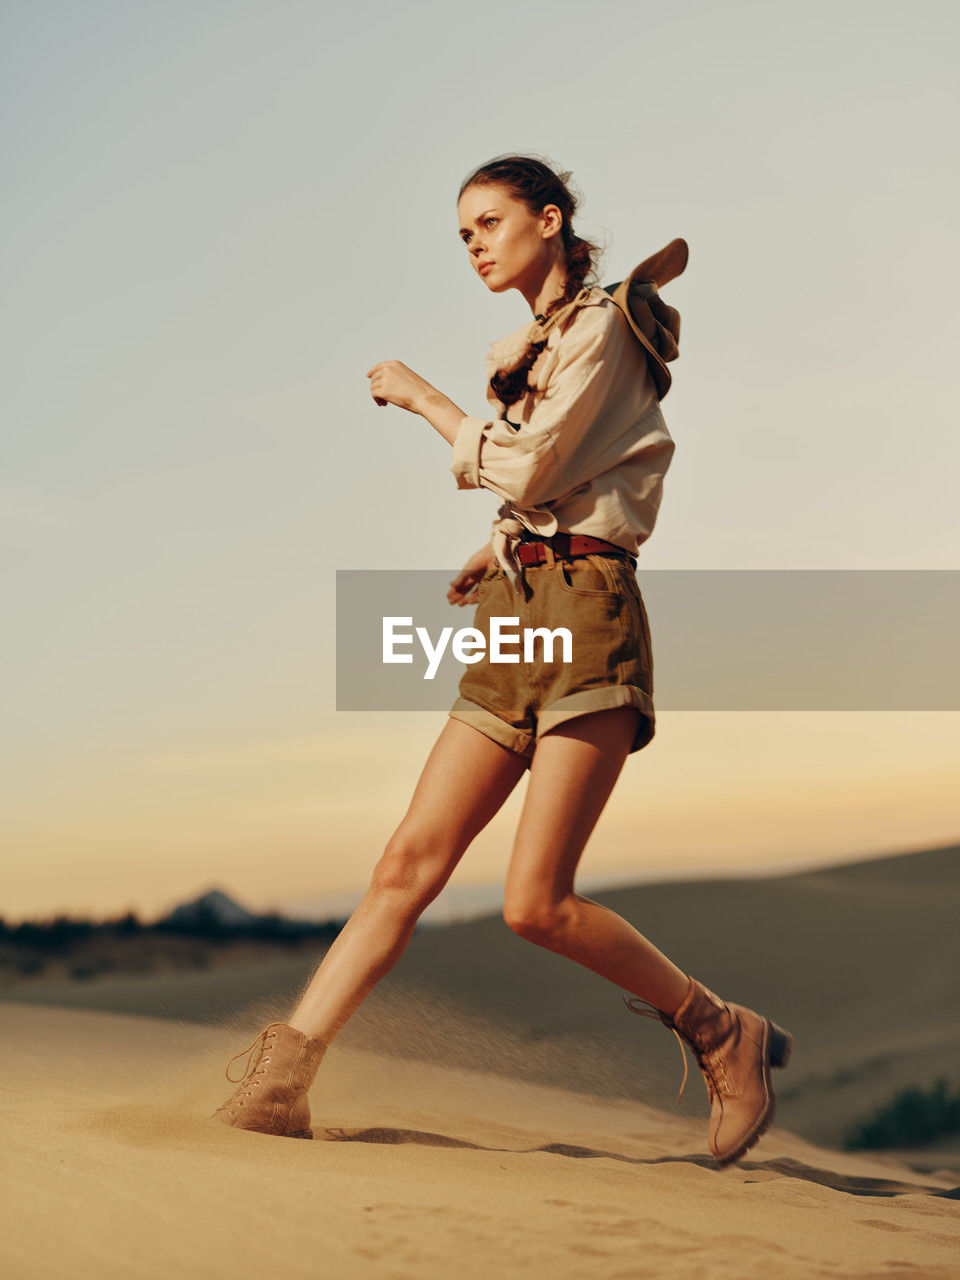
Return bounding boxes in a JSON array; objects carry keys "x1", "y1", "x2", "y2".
[
  {"x1": 788, "y1": 840, "x2": 960, "y2": 890},
  {"x1": 156, "y1": 887, "x2": 265, "y2": 930},
  {"x1": 151, "y1": 886, "x2": 352, "y2": 935},
  {"x1": 0, "y1": 885, "x2": 348, "y2": 986}
]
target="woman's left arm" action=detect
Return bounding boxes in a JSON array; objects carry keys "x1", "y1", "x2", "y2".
[{"x1": 365, "y1": 361, "x2": 467, "y2": 445}]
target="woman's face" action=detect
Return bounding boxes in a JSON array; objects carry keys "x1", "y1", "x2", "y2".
[{"x1": 457, "y1": 183, "x2": 562, "y2": 295}]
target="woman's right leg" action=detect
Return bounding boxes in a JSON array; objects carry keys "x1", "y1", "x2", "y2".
[{"x1": 285, "y1": 717, "x2": 529, "y2": 1044}]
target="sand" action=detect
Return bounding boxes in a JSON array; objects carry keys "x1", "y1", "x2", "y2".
[{"x1": 1, "y1": 1000, "x2": 957, "y2": 1280}]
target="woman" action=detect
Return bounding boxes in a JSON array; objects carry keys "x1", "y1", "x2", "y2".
[{"x1": 210, "y1": 154, "x2": 793, "y2": 1167}]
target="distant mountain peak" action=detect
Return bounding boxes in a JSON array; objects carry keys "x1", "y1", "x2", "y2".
[{"x1": 158, "y1": 886, "x2": 262, "y2": 928}]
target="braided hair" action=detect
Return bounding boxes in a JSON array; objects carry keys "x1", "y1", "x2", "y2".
[{"x1": 458, "y1": 154, "x2": 602, "y2": 411}]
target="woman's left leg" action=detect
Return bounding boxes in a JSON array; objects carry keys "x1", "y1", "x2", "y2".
[
  {"x1": 501, "y1": 705, "x2": 690, "y2": 1014},
  {"x1": 503, "y1": 704, "x2": 794, "y2": 1166}
]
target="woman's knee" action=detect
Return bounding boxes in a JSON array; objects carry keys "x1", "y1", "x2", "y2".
[
  {"x1": 502, "y1": 892, "x2": 575, "y2": 943},
  {"x1": 370, "y1": 829, "x2": 453, "y2": 908}
]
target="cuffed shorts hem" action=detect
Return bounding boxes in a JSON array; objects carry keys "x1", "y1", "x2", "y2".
[
  {"x1": 537, "y1": 685, "x2": 656, "y2": 754},
  {"x1": 447, "y1": 697, "x2": 536, "y2": 763},
  {"x1": 447, "y1": 685, "x2": 655, "y2": 762}
]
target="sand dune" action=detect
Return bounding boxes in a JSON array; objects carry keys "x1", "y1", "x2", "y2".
[{"x1": 5, "y1": 843, "x2": 959, "y2": 1154}]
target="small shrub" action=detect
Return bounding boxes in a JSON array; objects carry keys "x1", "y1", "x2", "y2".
[{"x1": 844, "y1": 1077, "x2": 960, "y2": 1149}]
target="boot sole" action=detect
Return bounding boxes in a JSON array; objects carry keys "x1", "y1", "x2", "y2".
[{"x1": 714, "y1": 1018, "x2": 794, "y2": 1168}]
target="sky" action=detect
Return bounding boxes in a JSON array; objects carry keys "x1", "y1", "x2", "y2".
[{"x1": 2, "y1": 0, "x2": 958, "y2": 923}]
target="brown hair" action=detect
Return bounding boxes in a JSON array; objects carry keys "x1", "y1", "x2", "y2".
[{"x1": 458, "y1": 154, "x2": 602, "y2": 410}]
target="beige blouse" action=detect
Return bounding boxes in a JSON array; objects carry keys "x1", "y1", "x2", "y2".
[{"x1": 450, "y1": 284, "x2": 677, "y2": 589}]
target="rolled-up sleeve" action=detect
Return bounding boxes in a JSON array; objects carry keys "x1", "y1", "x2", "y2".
[
  {"x1": 449, "y1": 413, "x2": 488, "y2": 489},
  {"x1": 450, "y1": 304, "x2": 633, "y2": 508}
]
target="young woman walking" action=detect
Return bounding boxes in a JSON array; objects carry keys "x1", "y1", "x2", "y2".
[{"x1": 210, "y1": 154, "x2": 793, "y2": 1167}]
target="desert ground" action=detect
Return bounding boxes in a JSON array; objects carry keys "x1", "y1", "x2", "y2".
[{"x1": 2, "y1": 844, "x2": 958, "y2": 1279}]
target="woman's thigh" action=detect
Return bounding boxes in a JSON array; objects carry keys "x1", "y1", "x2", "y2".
[
  {"x1": 377, "y1": 716, "x2": 529, "y2": 891},
  {"x1": 503, "y1": 705, "x2": 642, "y2": 914}
]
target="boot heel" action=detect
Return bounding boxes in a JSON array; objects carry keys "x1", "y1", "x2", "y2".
[{"x1": 767, "y1": 1022, "x2": 793, "y2": 1068}]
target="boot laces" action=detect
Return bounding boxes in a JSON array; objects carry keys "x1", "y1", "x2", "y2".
[
  {"x1": 622, "y1": 993, "x2": 691, "y2": 1105},
  {"x1": 224, "y1": 1028, "x2": 278, "y2": 1085},
  {"x1": 622, "y1": 993, "x2": 728, "y2": 1107}
]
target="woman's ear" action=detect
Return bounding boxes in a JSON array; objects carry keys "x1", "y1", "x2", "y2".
[{"x1": 539, "y1": 204, "x2": 564, "y2": 240}]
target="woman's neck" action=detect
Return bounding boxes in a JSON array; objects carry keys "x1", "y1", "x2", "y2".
[{"x1": 525, "y1": 260, "x2": 570, "y2": 318}]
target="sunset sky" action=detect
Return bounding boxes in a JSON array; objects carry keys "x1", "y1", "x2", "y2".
[{"x1": 3, "y1": 0, "x2": 958, "y2": 923}]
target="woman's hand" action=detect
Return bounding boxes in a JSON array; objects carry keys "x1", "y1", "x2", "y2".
[
  {"x1": 367, "y1": 361, "x2": 468, "y2": 445},
  {"x1": 366, "y1": 360, "x2": 435, "y2": 413},
  {"x1": 446, "y1": 543, "x2": 497, "y2": 607}
]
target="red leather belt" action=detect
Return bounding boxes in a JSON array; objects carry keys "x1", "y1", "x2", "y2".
[{"x1": 515, "y1": 532, "x2": 636, "y2": 566}]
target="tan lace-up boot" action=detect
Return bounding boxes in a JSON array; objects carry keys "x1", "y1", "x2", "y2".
[
  {"x1": 624, "y1": 975, "x2": 793, "y2": 1167},
  {"x1": 210, "y1": 1022, "x2": 328, "y2": 1139}
]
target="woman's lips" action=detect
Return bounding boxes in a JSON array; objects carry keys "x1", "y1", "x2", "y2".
[{"x1": 479, "y1": 262, "x2": 494, "y2": 276}]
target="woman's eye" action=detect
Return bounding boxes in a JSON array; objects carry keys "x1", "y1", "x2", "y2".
[{"x1": 461, "y1": 219, "x2": 496, "y2": 244}]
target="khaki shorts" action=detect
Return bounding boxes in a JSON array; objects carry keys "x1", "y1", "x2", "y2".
[{"x1": 447, "y1": 550, "x2": 656, "y2": 766}]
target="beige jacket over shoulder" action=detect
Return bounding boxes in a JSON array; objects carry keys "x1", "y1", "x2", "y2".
[{"x1": 450, "y1": 282, "x2": 678, "y2": 588}]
